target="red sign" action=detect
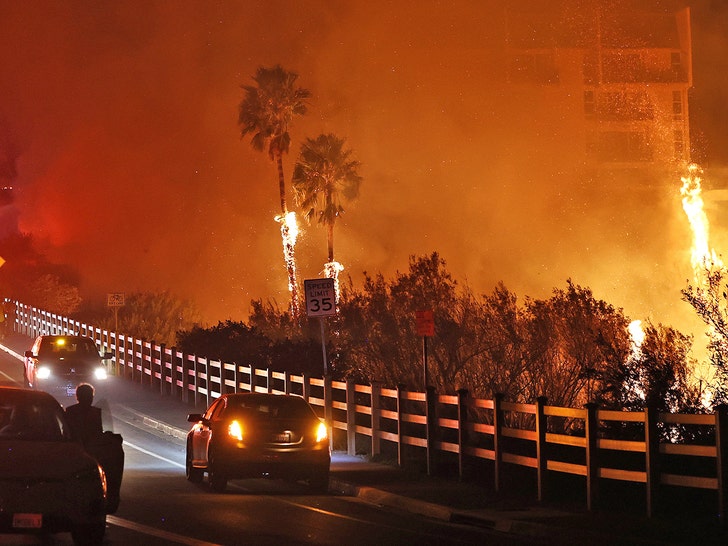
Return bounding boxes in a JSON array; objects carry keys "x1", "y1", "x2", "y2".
[{"x1": 416, "y1": 310, "x2": 434, "y2": 337}]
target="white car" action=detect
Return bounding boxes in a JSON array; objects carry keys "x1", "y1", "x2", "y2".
[{"x1": 23, "y1": 335, "x2": 111, "y2": 397}]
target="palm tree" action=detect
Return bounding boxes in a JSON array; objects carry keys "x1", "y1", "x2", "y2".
[
  {"x1": 292, "y1": 134, "x2": 362, "y2": 288},
  {"x1": 238, "y1": 65, "x2": 310, "y2": 317}
]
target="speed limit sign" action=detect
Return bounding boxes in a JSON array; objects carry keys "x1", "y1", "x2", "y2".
[{"x1": 304, "y1": 278, "x2": 336, "y2": 317}]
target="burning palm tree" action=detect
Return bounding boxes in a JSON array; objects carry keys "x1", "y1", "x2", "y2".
[
  {"x1": 238, "y1": 65, "x2": 310, "y2": 318},
  {"x1": 292, "y1": 133, "x2": 362, "y2": 299}
]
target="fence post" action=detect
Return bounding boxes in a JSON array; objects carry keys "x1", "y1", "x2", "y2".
[
  {"x1": 324, "y1": 375, "x2": 333, "y2": 451},
  {"x1": 147, "y1": 341, "x2": 154, "y2": 388},
  {"x1": 585, "y1": 402, "x2": 599, "y2": 511},
  {"x1": 191, "y1": 355, "x2": 199, "y2": 406},
  {"x1": 426, "y1": 386, "x2": 437, "y2": 476},
  {"x1": 397, "y1": 384, "x2": 406, "y2": 467},
  {"x1": 181, "y1": 352, "x2": 190, "y2": 404},
  {"x1": 493, "y1": 393, "x2": 504, "y2": 492},
  {"x1": 346, "y1": 379, "x2": 357, "y2": 456},
  {"x1": 129, "y1": 337, "x2": 136, "y2": 383},
  {"x1": 158, "y1": 343, "x2": 166, "y2": 395},
  {"x1": 457, "y1": 389, "x2": 469, "y2": 481},
  {"x1": 302, "y1": 373, "x2": 311, "y2": 402},
  {"x1": 170, "y1": 347, "x2": 179, "y2": 398},
  {"x1": 716, "y1": 404, "x2": 728, "y2": 528},
  {"x1": 192, "y1": 355, "x2": 200, "y2": 407},
  {"x1": 371, "y1": 381, "x2": 382, "y2": 458},
  {"x1": 536, "y1": 396, "x2": 548, "y2": 502},
  {"x1": 285, "y1": 370, "x2": 292, "y2": 395},
  {"x1": 232, "y1": 361, "x2": 239, "y2": 393},
  {"x1": 645, "y1": 405, "x2": 660, "y2": 518},
  {"x1": 119, "y1": 335, "x2": 125, "y2": 380},
  {"x1": 203, "y1": 356, "x2": 211, "y2": 407},
  {"x1": 249, "y1": 365, "x2": 257, "y2": 393}
]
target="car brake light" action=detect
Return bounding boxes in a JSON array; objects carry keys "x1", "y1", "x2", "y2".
[
  {"x1": 316, "y1": 421, "x2": 328, "y2": 443},
  {"x1": 228, "y1": 420, "x2": 243, "y2": 441}
]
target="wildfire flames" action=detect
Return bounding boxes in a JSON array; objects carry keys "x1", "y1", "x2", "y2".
[
  {"x1": 276, "y1": 211, "x2": 300, "y2": 316},
  {"x1": 628, "y1": 319, "x2": 645, "y2": 358},
  {"x1": 679, "y1": 163, "x2": 724, "y2": 406},
  {"x1": 273, "y1": 211, "x2": 344, "y2": 314},
  {"x1": 680, "y1": 163, "x2": 724, "y2": 278},
  {"x1": 323, "y1": 260, "x2": 345, "y2": 303}
]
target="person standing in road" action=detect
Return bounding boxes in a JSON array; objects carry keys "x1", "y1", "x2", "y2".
[{"x1": 64, "y1": 383, "x2": 103, "y2": 448}]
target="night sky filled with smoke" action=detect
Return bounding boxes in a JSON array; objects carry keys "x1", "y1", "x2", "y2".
[{"x1": 1, "y1": 1, "x2": 727, "y2": 345}]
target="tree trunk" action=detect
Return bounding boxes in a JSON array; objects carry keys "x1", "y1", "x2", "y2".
[{"x1": 274, "y1": 151, "x2": 299, "y2": 318}]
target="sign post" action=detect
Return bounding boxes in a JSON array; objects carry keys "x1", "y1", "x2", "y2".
[
  {"x1": 416, "y1": 310, "x2": 435, "y2": 388},
  {"x1": 304, "y1": 278, "x2": 337, "y2": 376},
  {"x1": 416, "y1": 309, "x2": 436, "y2": 476},
  {"x1": 304, "y1": 278, "x2": 337, "y2": 451},
  {"x1": 107, "y1": 293, "x2": 125, "y2": 375}
]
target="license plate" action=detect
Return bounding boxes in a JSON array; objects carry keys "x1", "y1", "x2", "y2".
[
  {"x1": 13, "y1": 513, "x2": 42, "y2": 529},
  {"x1": 274, "y1": 433, "x2": 291, "y2": 442},
  {"x1": 66, "y1": 385, "x2": 76, "y2": 397}
]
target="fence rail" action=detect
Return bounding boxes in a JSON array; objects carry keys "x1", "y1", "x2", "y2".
[{"x1": 11, "y1": 302, "x2": 728, "y2": 524}]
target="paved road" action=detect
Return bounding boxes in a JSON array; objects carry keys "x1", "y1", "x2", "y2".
[{"x1": 1, "y1": 335, "x2": 538, "y2": 545}]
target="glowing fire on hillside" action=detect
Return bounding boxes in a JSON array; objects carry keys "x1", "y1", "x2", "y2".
[
  {"x1": 628, "y1": 319, "x2": 645, "y2": 358},
  {"x1": 680, "y1": 163, "x2": 724, "y2": 278},
  {"x1": 679, "y1": 164, "x2": 725, "y2": 407}
]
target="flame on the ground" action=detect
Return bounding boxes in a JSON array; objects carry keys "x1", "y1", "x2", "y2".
[
  {"x1": 679, "y1": 164, "x2": 724, "y2": 406},
  {"x1": 627, "y1": 319, "x2": 646, "y2": 403},
  {"x1": 680, "y1": 163, "x2": 723, "y2": 277},
  {"x1": 628, "y1": 319, "x2": 645, "y2": 356}
]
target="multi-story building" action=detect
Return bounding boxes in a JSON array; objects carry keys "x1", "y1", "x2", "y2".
[{"x1": 503, "y1": 0, "x2": 692, "y2": 173}]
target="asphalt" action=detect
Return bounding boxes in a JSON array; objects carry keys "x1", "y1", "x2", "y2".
[{"x1": 3, "y1": 336, "x2": 728, "y2": 545}]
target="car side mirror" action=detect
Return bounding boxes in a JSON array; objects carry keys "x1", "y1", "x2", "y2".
[
  {"x1": 24, "y1": 350, "x2": 34, "y2": 358},
  {"x1": 187, "y1": 413, "x2": 205, "y2": 424},
  {"x1": 103, "y1": 352, "x2": 113, "y2": 360}
]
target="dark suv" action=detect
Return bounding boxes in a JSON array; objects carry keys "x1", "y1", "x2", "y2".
[
  {"x1": 24, "y1": 335, "x2": 112, "y2": 396},
  {"x1": 0, "y1": 386, "x2": 108, "y2": 544}
]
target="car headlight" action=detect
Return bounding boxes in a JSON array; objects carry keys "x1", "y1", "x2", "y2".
[
  {"x1": 94, "y1": 367, "x2": 108, "y2": 380},
  {"x1": 315, "y1": 421, "x2": 328, "y2": 443},
  {"x1": 37, "y1": 366, "x2": 52, "y2": 379},
  {"x1": 227, "y1": 420, "x2": 243, "y2": 441}
]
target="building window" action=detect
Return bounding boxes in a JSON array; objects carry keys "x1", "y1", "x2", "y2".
[
  {"x1": 598, "y1": 131, "x2": 652, "y2": 162},
  {"x1": 671, "y1": 52, "x2": 682, "y2": 74},
  {"x1": 584, "y1": 90, "x2": 595, "y2": 117},
  {"x1": 672, "y1": 90, "x2": 683, "y2": 119},
  {"x1": 599, "y1": 91, "x2": 653, "y2": 121},
  {"x1": 583, "y1": 52, "x2": 598, "y2": 84},
  {"x1": 509, "y1": 53, "x2": 559, "y2": 84},
  {"x1": 674, "y1": 129, "x2": 684, "y2": 159}
]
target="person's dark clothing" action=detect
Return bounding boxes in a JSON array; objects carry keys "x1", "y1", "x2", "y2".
[{"x1": 65, "y1": 403, "x2": 103, "y2": 447}]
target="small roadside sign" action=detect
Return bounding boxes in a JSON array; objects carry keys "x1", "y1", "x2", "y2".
[
  {"x1": 416, "y1": 310, "x2": 435, "y2": 337},
  {"x1": 304, "y1": 278, "x2": 336, "y2": 318},
  {"x1": 107, "y1": 293, "x2": 125, "y2": 308}
]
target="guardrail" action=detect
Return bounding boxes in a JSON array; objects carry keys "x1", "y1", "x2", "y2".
[{"x1": 12, "y1": 302, "x2": 728, "y2": 524}]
